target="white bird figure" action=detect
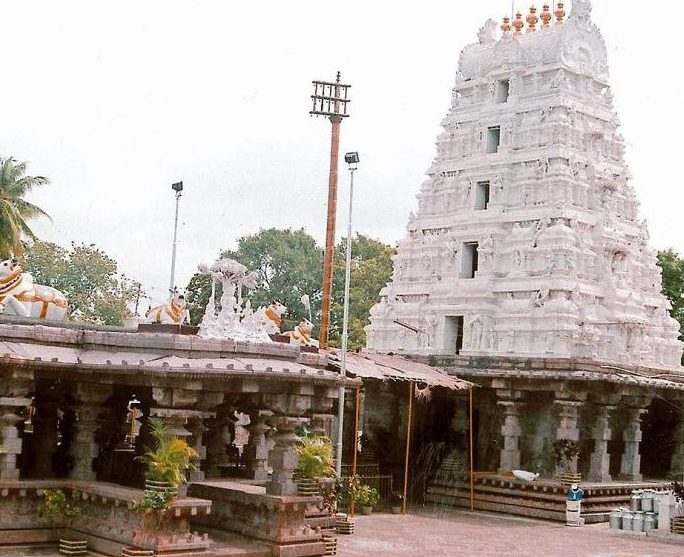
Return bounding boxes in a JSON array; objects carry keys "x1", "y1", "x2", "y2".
[{"x1": 512, "y1": 469, "x2": 540, "y2": 482}]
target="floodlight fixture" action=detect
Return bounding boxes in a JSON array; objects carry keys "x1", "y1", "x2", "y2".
[{"x1": 345, "y1": 152, "x2": 360, "y2": 166}]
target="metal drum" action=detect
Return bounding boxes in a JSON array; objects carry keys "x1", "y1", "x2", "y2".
[
  {"x1": 644, "y1": 512, "x2": 656, "y2": 532},
  {"x1": 632, "y1": 511, "x2": 644, "y2": 532},
  {"x1": 609, "y1": 509, "x2": 622, "y2": 529},
  {"x1": 630, "y1": 491, "x2": 641, "y2": 512},
  {"x1": 621, "y1": 511, "x2": 634, "y2": 530}
]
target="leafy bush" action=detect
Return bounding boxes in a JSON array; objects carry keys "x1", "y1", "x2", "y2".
[
  {"x1": 39, "y1": 489, "x2": 81, "y2": 524},
  {"x1": 133, "y1": 490, "x2": 175, "y2": 514},
  {"x1": 335, "y1": 475, "x2": 361, "y2": 507},
  {"x1": 295, "y1": 435, "x2": 335, "y2": 479},
  {"x1": 355, "y1": 485, "x2": 380, "y2": 508}
]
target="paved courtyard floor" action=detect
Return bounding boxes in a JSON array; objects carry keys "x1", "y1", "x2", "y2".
[{"x1": 337, "y1": 508, "x2": 684, "y2": 557}]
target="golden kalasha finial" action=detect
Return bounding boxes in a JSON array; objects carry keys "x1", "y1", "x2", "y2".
[
  {"x1": 513, "y1": 11, "x2": 524, "y2": 34},
  {"x1": 500, "y1": 15, "x2": 511, "y2": 34},
  {"x1": 526, "y1": 5, "x2": 539, "y2": 32},
  {"x1": 540, "y1": 3, "x2": 552, "y2": 27},
  {"x1": 555, "y1": 1, "x2": 566, "y2": 23}
]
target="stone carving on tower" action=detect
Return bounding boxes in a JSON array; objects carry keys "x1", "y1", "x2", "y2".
[{"x1": 366, "y1": 2, "x2": 683, "y2": 370}]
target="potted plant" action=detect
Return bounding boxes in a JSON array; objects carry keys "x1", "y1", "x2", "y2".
[
  {"x1": 127, "y1": 417, "x2": 199, "y2": 554},
  {"x1": 390, "y1": 491, "x2": 404, "y2": 514},
  {"x1": 39, "y1": 488, "x2": 86, "y2": 556},
  {"x1": 294, "y1": 433, "x2": 335, "y2": 496},
  {"x1": 355, "y1": 484, "x2": 380, "y2": 515},
  {"x1": 136, "y1": 417, "x2": 199, "y2": 495},
  {"x1": 552, "y1": 438, "x2": 581, "y2": 485}
]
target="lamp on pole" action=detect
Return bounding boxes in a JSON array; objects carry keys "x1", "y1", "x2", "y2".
[
  {"x1": 169, "y1": 181, "x2": 183, "y2": 297},
  {"x1": 335, "y1": 151, "x2": 359, "y2": 475},
  {"x1": 309, "y1": 72, "x2": 351, "y2": 350}
]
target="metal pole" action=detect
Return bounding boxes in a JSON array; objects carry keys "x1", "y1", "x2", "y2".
[
  {"x1": 402, "y1": 381, "x2": 414, "y2": 516},
  {"x1": 335, "y1": 163, "x2": 355, "y2": 476},
  {"x1": 169, "y1": 189, "x2": 181, "y2": 296},
  {"x1": 349, "y1": 386, "x2": 361, "y2": 517},
  {"x1": 469, "y1": 386, "x2": 474, "y2": 512}
]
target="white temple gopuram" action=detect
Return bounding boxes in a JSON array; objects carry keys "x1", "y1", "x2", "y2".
[{"x1": 366, "y1": 1, "x2": 683, "y2": 371}]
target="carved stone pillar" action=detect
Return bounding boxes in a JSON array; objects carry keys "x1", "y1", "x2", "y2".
[
  {"x1": 554, "y1": 399, "x2": 582, "y2": 475},
  {"x1": 70, "y1": 383, "x2": 112, "y2": 481},
  {"x1": 588, "y1": 404, "x2": 615, "y2": 482},
  {"x1": 267, "y1": 416, "x2": 301, "y2": 496},
  {"x1": 33, "y1": 398, "x2": 59, "y2": 478},
  {"x1": 204, "y1": 411, "x2": 232, "y2": 479},
  {"x1": 619, "y1": 398, "x2": 650, "y2": 481},
  {"x1": 497, "y1": 399, "x2": 523, "y2": 473},
  {"x1": 310, "y1": 413, "x2": 334, "y2": 438},
  {"x1": 0, "y1": 396, "x2": 32, "y2": 480},
  {"x1": 669, "y1": 416, "x2": 684, "y2": 480},
  {"x1": 244, "y1": 412, "x2": 272, "y2": 482},
  {"x1": 186, "y1": 415, "x2": 209, "y2": 482}
]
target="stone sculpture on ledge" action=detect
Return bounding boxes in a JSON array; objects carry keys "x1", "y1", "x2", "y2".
[
  {"x1": 197, "y1": 258, "x2": 274, "y2": 342},
  {"x1": 0, "y1": 257, "x2": 68, "y2": 320},
  {"x1": 145, "y1": 288, "x2": 189, "y2": 325}
]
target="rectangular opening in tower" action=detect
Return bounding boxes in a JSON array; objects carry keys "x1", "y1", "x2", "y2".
[
  {"x1": 496, "y1": 80, "x2": 510, "y2": 103},
  {"x1": 462, "y1": 242, "x2": 479, "y2": 278},
  {"x1": 444, "y1": 316, "x2": 464, "y2": 354},
  {"x1": 486, "y1": 126, "x2": 501, "y2": 153},
  {"x1": 475, "y1": 181, "x2": 490, "y2": 210}
]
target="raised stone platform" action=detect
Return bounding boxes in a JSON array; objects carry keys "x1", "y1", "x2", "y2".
[
  {"x1": 0, "y1": 480, "x2": 212, "y2": 556},
  {"x1": 425, "y1": 473, "x2": 670, "y2": 523},
  {"x1": 189, "y1": 480, "x2": 326, "y2": 557}
]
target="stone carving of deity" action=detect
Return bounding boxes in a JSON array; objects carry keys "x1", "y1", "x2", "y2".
[
  {"x1": 478, "y1": 235, "x2": 495, "y2": 270},
  {"x1": 550, "y1": 68, "x2": 570, "y2": 92},
  {"x1": 531, "y1": 287, "x2": 550, "y2": 308},
  {"x1": 467, "y1": 314, "x2": 484, "y2": 350},
  {"x1": 532, "y1": 72, "x2": 543, "y2": 93}
]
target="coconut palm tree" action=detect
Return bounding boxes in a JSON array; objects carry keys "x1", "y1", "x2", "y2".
[{"x1": 0, "y1": 157, "x2": 51, "y2": 259}]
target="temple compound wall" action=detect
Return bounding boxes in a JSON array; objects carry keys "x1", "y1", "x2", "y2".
[{"x1": 365, "y1": 1, "x2": 684, "y2": 486}]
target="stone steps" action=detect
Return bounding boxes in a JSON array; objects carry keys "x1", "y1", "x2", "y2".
[{"x1": 426, "y1": 473, "x2": 670, "y2": 523}]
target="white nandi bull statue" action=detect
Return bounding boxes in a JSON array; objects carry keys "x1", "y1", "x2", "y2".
[
  {"x1": 284, "y1": 318, "x2": 318, "y2": 347},
  {"x1": 146, "y1": 289, "x2": 190, "y2": 325},
  {"x1": 254, "y1": 301, "x2": 287, "y2": 335},
  {"x1": 0, "y1": 258, "x2": 68, "y2": 320}
]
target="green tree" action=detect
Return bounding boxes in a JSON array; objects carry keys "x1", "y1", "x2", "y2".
[
  {"x1": 330, "y1": 234, "x2": 396, "y2": 350},
  {"x1": 657, "y1": 249, "x2": 684, "y2": 339},
  {"x1": 22, "y1": 240, "x2": 141, "y2": 326},
  {"x1": 0, "y1": 157, "x2": 51, "y2": 258},
  {"x1": 185, "y1": 228, "x2": 323, "y2": 331}
]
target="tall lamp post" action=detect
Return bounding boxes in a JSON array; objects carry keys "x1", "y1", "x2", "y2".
[
  {"x1": 335, "y1": 152, "x2": 359, "y2": 475},
  {"x1": 169, "y1": 181, "x2": 183, "y2": 296},
  {"x1": 309, "y1": 72, "x2": 351, "y2": 350}
]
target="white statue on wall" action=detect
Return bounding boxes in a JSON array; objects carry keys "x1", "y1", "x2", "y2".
[
  {"x1": 146, "y1": 288, "x2": 190, "y2": 325},
  {"x1": 197, "y1": 258, "x2": 272, "y2": 342},
  {"x1": 0, "y1": 258, "x2": 68, "y2": 320}
]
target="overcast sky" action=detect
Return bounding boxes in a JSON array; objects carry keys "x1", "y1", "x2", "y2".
[{"x1": 2, "y1": 0, "x2": 681, "y2": 305}]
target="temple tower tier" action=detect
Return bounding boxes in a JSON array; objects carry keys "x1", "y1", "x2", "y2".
[{"x1": 366, "y1": 1, "x2": 683, "y2": 371}]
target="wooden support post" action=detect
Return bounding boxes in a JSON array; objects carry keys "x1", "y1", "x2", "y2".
[
  {"x1": 402, "y1": 381, "x2": 414, "y2": 516},
  {"x1": 469, "y1": 386, "x2": 474, "y2": 512},
  {"x1": 350, "y1": 387, "x2": 361, "y2": 517}
]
